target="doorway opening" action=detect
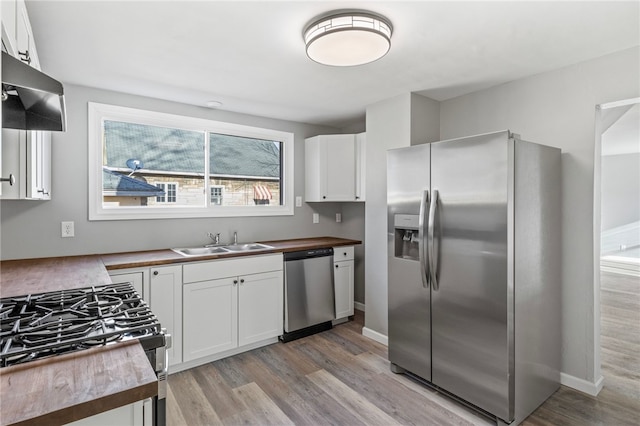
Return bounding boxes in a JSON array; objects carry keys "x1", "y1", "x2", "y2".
[{"x1": 594, "y1": 97, "x2": 639, "y2": 398}]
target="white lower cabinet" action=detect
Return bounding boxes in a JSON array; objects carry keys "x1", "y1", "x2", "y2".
[
  {"x1": 109, "y1": 254, "x2": 282, "y2": 372},
  {"x1": 238, "y1": 270, "x2": 283, "y2": 346},
  {"x1": 334, "y1": 246, "x2": 355, "y2": 319},
  {"x1": 109, "y1": 271, "x2": 143, "y2": 295},
  {"x1": 149, "y1": 265, "x2": 183, "y2": 367},
  {"x1": 182, "y1": 254, "x2": 283, "y2": 364},
  {"x1": 183, "y1": 276, "x2": 238, "y2": 361},
  {"x1": 67, "y1": 400, "x2": 148, "y2": 426}
]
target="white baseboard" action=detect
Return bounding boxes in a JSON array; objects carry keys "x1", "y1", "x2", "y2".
[
  {"x1": 560, "y1": 372, "x2": 604, "y2": 396},
  {"x1": 354, "y1": 301, "x2": 365, "y2": 312},
  {"x1": 600, "y1": 263, "x2": 640, "y2": 277},
  {"x1": 362, "y1": 327, "x2": 388, "y2": 346}
]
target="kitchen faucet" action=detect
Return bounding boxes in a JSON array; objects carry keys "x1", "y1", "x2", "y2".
[
  {"x1": 206, "y1": 232, "x2": 221, "y2": 246},
  {"x1": 233, "y1": 231, "x2": 238, "y2": 244}
]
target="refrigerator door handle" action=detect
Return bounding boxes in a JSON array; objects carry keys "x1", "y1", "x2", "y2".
[
  {"x1": 418, "y1": 189, "x2": 430, "y2": 288},
  {"x1": 428, "y1": 189, "x2": 439, "y2": 290}
]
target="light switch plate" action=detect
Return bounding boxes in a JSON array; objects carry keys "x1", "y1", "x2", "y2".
[
  {"x1": 336, "y1": 213, "x2": 342, "y2": 223},
  {"x1": 295, "y1": 196, "x2": 302, "y2": 207},
  {"x1": 313, "y1": 213, "x2": 319, "y2": 224}
]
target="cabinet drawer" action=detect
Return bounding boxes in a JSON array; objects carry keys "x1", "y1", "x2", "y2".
[
  {"x1": 183, "y1": 253, "x2": 283, "y2": 283},
  {"x1": 333, "y1": 246, "x2": 354, "y2": 261}
]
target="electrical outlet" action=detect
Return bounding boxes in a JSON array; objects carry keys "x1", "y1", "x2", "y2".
[
  {"x1": 312, "y1": 213, "x2": 319, "y2": 224},
  {"x1": 295, "y1": 196, "x2": 302, "y2": 207},
  {"x1": 61, "y1": 221, "x2": 75, "y2": 238},
  {"x1": 336, "y1": 213, "x2": 342, "y2": 223}
]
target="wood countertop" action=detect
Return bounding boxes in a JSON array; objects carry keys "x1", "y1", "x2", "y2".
[
  {"x1": 0, "y1": 236, "x2": 360, "y2": 425},
  {"x1": 101, "y1": 236, "x2": 361, "y2": 270},
  {"x1": 0, "y1": 341, "x2": 158, "y2": 426},
  {"x1": 0, "y1": 255, "x2": 112, "y2": 299}
]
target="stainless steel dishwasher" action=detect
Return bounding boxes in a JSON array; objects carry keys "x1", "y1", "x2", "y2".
[{"x1": 281, "y1": 248, "x2": 335, "y2": 342}]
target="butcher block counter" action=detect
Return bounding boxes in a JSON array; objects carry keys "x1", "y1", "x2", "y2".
[
  {"x1": 101, "y1": 236, "x2": 361, "y2": 270},
  {"x1": 0, "y1": 236, "x2": 360, "y2": 425},
  {"x1": 0, "y1": 341, "x2": 158, "y2": 426}
]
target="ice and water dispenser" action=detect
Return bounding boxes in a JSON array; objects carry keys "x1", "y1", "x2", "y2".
[{"x1": 393, "y1": 214, "x2": 420, "y2": 260}]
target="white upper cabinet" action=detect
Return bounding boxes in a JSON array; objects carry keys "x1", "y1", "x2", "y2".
[
  {"x1": 355, "y1": 132, "x2": 366, "y2": 201},
  {"x1": 305, "y1": 133, "x2": 366, "y2": 202},
  {"x1": 2, "y1": 0, "x2": 40, "y2": 69},
  {"x1": 1, "y1": 1, "x2": 49, "y2": 200},
  {"x1": 1, "y1": 129, "x2": 51, "y2": 200},
  {"x1": 1, "y1": 0, "x2": 17, "y2": 55}
]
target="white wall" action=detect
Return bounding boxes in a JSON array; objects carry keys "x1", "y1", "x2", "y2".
[
  {"x1": 364, "y1": 93, "x2": 439, "y2": 337},
  {"x1": 439, "y1": 47, "x2": 640, "y2": 389},
  {"x1": 601, "y1": 153, "x2": 640, "y2": 231},
  {"x1": 0, "y1": 84, "x2": 361, "y2": 260},
  {"x1": 364, "y1": 93, "x2": 411, "y2": 335}
]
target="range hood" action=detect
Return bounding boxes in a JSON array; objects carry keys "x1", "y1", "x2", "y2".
[{"x1": 2, "y1": 51, "x2": 66, "y2": 131}]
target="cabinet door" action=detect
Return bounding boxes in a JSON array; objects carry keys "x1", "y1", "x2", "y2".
[
  {"x1": 0, "y1": 130, "x2": 51, "y2": 200},
  {"x1": 0, "y1": 129, "x2": 21, "y2": 199},
  {"x1": 1, "y1": 0, "x2": 17, "y2": 55},
  {"x1": 238, "y1": 270, "x2": 283, "y2": 347},
  {"x1": 183, "y1": 277, "x2": 238, "y2": 362},
  {"x1": 26, "y1": 131, "x2": 51, "y2": 199},
  {"x1": 15, "y1": 0, "x2": 39, "y2": 69},
  {"x1": 355, "y1": 132, "x2": 366, "y2": 201},
  {"x1": 334, "y1": 260, "x2": 354, "y2": 319},
  {"x1": 305, "y1": 134, "x2": 357, "y2": 202},
  {"x1": 67, "y1": 400, "x2": 144, "y2": 426},
  {"x1": 149, "y1": 265, "x2": 182, "y2": 367},
  {"x1": 110, "y1": 272, "x2": 144, "y2": 297},
  {"x1": 324, "y1": 135, "x2": 356, "y2": 201}
]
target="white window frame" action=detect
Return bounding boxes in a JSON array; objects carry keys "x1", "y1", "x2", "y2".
[
  {"x1": 154, "y1": 182, "x2": 178, "y2": 203},
  {"x1": 88, "y1": 102, "x2": 294, "y2": 220},
  {"x1": 210, "y1": 185, "x2": 224, "y2": 205}
]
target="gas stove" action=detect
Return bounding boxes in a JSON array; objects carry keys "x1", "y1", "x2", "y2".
[
  {"x1": 0, "y1": 282, "x2": 161, "y2": 367},
  {"x1": 0, "y1": 281, "x2": 168, "y2": 425}
]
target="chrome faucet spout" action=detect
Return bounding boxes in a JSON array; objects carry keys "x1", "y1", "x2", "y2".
[
  {"x1": 233, "y1": 231, "x2": 238, "y2": 245},
  {"x1": 206, "y1": 232, "x2": 221, "y2": 246}
]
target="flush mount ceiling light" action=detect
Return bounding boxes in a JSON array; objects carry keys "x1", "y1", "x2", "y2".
[{"x1": 303, "y1": 10, "x2": 393, "y2": 67}]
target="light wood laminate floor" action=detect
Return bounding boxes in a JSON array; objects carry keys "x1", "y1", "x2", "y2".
[{"x1": 167, "y1": 272, "x2": 639, "y2": 425}]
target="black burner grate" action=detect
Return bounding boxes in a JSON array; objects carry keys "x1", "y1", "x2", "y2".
[{"x1": 0, "y1": 282, "x2": 161, "y2": 367}]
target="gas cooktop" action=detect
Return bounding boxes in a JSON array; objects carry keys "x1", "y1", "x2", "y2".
[{"x1": 0, "y1": 282, "x2": 161, "y2": 368}]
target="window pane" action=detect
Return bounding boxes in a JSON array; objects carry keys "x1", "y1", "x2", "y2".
[
  {"x1": 209, "y1": 134, "x2": 282, "y2": 206},
  {"x1": 102, "y1": 121, "x2": 205, "y2": 208},
  {"x1": 210, "y1": 186, "x2": 223, "y2": 205}
]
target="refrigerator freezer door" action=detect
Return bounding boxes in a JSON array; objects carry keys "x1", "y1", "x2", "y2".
[
  {"x1": 430, "y1": 131, "x2": 512, "y2": 420},
  {"x1": 387, "y1": 143, "x2": 432, "y2": 382}
]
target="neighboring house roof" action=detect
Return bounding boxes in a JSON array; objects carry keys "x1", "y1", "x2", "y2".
[
  {"x1": 102, "y1": 168, "x2": 166, "y2": 197},
  {"x1": 103, "y1": 120, "x2": 280, "y2": 178}
]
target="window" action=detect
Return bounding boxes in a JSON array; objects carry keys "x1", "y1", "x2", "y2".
[
  {"x1": 210, "y1": 186, "x2": 224, "y2": 205},
  {"x1": 88, "y1": 103, "x2": 294, "y2": 220},
  {"x1": 154, "y1": 182, "x2": 177, "y2": 203}
]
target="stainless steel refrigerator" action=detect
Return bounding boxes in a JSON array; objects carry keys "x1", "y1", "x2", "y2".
[{"x1": 387, "y1": 130, "x2": 561, "y2": 425}]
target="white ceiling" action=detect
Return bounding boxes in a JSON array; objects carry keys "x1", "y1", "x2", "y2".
[{"x1": 27, "y1": 1, "x2": 640, "y2": 129}]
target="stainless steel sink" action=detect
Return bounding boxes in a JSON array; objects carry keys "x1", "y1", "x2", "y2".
[
  {"x1": 221, "y1": 243, "x2": 274, "y2": 252},
  {"x1": 171, "y1": 246, "x2": 230, "y2": 257},
  {"x1": 171, "y1": 243, "x2": 274, "y2": 257}
]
